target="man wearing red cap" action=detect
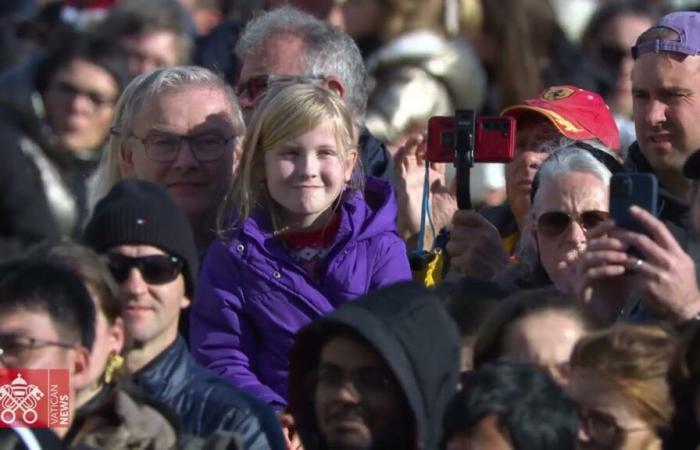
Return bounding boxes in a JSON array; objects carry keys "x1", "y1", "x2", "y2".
[{"x1": 447, "y1": 85, "x2": 623, "y2": 280}]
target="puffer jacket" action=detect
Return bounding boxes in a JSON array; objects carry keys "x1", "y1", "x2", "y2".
[
  {"x1": 190, "y1": 177, "x2": 412, "y2": 406},
  {"x1": 131, "y1": 336, "x2": 285, "y2": 450}
]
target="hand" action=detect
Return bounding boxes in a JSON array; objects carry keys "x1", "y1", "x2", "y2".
[
  {"x1": 446, "y1": 209, "x2": 508, "y2": 280},
  {"x1": 394, "y1": 134, "x2": 455, "y2": 247},
  {"x1": 278, "y1": 411, "x2": 304, "y2": 450},
  {"x1": 610, "y1": 206, "x2": 700, "y2": 323},
  {"x1": 571, "y1": 220, "x2": 633, "y2": 324}
]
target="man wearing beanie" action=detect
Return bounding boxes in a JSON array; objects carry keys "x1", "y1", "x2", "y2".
[{"x1": 84, "y1": 179, "x2": 284, "y2": 449}]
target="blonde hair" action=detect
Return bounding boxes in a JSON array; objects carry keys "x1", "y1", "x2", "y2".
[
  {"x1": 570, "y1": 323, "x2": 676, "y2": 434},
  {"x1": 89, "y1": 66, "x2": 243, "y2": 210},
  {"x1": 218, "y1": 83, "x2": 361, "y2": 234}
]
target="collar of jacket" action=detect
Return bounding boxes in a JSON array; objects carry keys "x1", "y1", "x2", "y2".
[{"x1": 131, "y1": 335, "x2": 194, "y2": 399}]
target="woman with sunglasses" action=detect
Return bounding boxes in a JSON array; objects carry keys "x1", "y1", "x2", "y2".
[
  {"x1": 495, "y1": 145, "x2": 612, "y2": 296},
  {"x1": 568, "y1": 323, "x2": 675, "y2": 450}
]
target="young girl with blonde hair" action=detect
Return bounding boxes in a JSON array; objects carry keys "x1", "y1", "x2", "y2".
[{"x1": 190, "y1": 82, "x2": 411, "y2": 407}]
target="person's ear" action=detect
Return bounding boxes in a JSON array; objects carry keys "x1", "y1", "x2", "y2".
[
  {"x1": 109, "y1": 317, "x2": 126, "y2": 355},
  {"x1": 324, "y1": 76, "x2": 345, "y2": 100},
  {"x1": 70, "y1": 346, "x2": 92, "y2": 392},
  {"x1": 181, "y1": 295, "x2": 191, "y2": 310},
  {"x1": 119, "y1": 141, "x2": 135, "y2": 177},
  {"x1": 345, "y1": 149, "x2": 358, "y2": 182}
]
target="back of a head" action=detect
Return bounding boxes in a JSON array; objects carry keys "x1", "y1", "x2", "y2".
[
  {"x1": 443, "y1": 360, "x2": 577, "y2": 450},
  {"x1": 570, "y1": 323, "x2": 675, "y2": 434},
  {"x1": 0, "y1": 259, "x2": 96, "y2": 351},
  {"x1": 473, "y1": 286, "x2": 590, "y2": 369},
  {"x1": 235, "y1": 6, "x2": 368, "y2": 116}
]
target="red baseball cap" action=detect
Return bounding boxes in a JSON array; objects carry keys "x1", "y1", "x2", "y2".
[{"x1": 501, "y1": 85, "x2": 621, "y2": 152}]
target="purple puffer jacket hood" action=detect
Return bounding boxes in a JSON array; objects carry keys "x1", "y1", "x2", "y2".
[{"x1": 190, "y1": 177, "x2": 412, "y2": 406}]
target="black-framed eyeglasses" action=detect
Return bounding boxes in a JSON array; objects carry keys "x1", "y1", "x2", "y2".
[
  {"x1": 578, "y1": 408, "x2": 649, "y2": 447},
  {"x1": 535, "y1": 210, "x2": 609, "y2": 238},
  {"x1": 0, "y1": 334, "x2": 75, "y2": 366},
  {"x1": 235, "y1": 73, "x2": 326, "y2": 101},
  {"x1": 315, "y1": 363, "x2": 394, "y2": 395},
  {"x1": 105, "y1": 253, "x2": 183, "y2": 285},
  {"x1": 125, "y1": 131, "x2": 237, "y2": 162}
]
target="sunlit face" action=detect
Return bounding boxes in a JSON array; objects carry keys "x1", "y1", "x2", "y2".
[
  {"x1": 42, "y1": 58, "x2": 119, "y2": 154},
  {"x1": 120, "y1": 30, "x2": 180, "y2": 76},
  {"x1": 632, "y1": 53, "x2": 700, "y2": 175},
  {"x1": 264, "y1": 118, "x2": 356, "y2": 230},
  {"x1": 109, "y1": 245, "x2": 189, "y2": 349},
  {"x1": 446, "y1": 414, "x2": 513, "y2": 450},
  {"x1": 532, "y1": 171, "x2": 609, "y2": 293},
  {"x1": 569, "y1": 369, "x2": 660, "y2": 450},
  {"x1": 502, "y1": 310, "x2": 585, "y2": 385},
  {"x1": 505, "y1": 119, "x2": 561, "y2": 226},
  {"x1": 120, "y1": 85, "x2": 239, "y2": 223},
  {"x1": 314, "y1": 336, "x2": 410, "y2": 450},
  {"x1": 596, "y1": 13, "x2": 653, "y2": 117},
  {"x1": 237, "y1": 33, "x2": 306, "y2": 121}
]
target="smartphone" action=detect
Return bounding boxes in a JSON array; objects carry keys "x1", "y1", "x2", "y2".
[
  {"x1": 426, "y1": 116, "x2": 516, "y2": 163},
  {"x1": 609, "y1": 172, "x2": 658, "y2": 235}
]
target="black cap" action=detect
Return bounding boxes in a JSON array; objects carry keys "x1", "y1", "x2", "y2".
[
  {"x1": 83, "y1": 179, "x2": 198, "y2": 297},
  {"x1": 683, "y1": 149, "x2": 700, "y2": 180}
]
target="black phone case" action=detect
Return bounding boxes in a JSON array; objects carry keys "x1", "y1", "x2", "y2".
[{"x1": 609, "y1": 172, "x2": 658, "y2": 235}]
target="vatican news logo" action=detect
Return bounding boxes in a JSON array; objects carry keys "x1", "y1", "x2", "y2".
[{"x1": 0, "y1": 369, "x2": 70, "y2": 428}]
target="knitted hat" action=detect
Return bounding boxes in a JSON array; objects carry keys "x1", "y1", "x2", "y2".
[{"x1": 83, "y1": 179, "x2": 198, "y2": 297}]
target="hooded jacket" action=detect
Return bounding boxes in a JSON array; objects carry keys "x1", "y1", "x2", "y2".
[
  {"x1": 190, "y1": 177, "x2": 412, "y2": 407},
  {"x1": 288, "y1": 281, "x2": 460, "y2": 450}
]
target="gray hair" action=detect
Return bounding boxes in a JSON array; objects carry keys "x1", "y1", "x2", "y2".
[
  {"x1": 532, "y1": 146, "x2": 612, "y2": 212},
  {"x1": 496, "y1": 146, "x2": 613, "y2": 285},
  {"x1": 235, "y1": 6, "x2": 368, "y2": 117},
  {"x1": 89, "y1": 65, "x2": 244, "y2": 208}
]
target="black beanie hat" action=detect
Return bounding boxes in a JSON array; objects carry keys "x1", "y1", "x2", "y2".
[{"x1": 83, "y1": 179, "x2": 198, "y2": 298}]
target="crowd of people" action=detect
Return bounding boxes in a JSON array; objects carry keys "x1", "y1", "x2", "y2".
[{"x1": 4, "y1": 0, "x2": 700, "y2": 449}]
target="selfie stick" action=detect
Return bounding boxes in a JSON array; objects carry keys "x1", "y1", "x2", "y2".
[{"x1": 454, "y1": 109, "x2": 475, "y2": 210}]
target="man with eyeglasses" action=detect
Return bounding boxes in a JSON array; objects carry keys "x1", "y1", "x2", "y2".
[
  {"x1": 83, "y1": 179, "x2": 284, "y2": 449},
  {"x1": 233, "y1": 5, "x2": 392, "y2": 181},
  {"x1": 0, "y1": 260, "x2": 96, "y2": 439},
  {"x1": 287, "y1": 281, "x2": 459, "y2": 450},
  {"x1": 100, "y1": 65, "x2": 244, "y2": 251}
]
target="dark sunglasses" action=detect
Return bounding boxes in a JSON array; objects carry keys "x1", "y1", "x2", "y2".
[
  {"x1": 535, "y1": 210, "x2": 609, "y2": 237},
  {"x1": 105, "y1": 253, "x2": 183, "y2": 284}
]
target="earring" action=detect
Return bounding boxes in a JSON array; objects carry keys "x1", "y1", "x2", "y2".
[{"x1": 103, "y1": 352, "x2": 124, "y2": 384}]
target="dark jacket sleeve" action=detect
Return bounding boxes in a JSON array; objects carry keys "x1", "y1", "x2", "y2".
[
  {"x1": 359, "y1": 127, "x2": 393, "y2": 182},
  {"x1": 0, "y1": 118, "x2": 58, "y2": 257}
]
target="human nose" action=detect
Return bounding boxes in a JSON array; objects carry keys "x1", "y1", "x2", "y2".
[
  {"x1": 121, "y1": 267, "x2": 148, "y2": 297},
  {"x1": 563, "y1": 217, "x2": 587, "y2": 246},
  {"x1": 298, "y1": 153, "x2": 319, "y2": 177},
  {"x1": 172, "y1": 139, "x2": 201, "y2": 169},
  {"x1": 643, "y1": 99, "x2": 667, "y2": 127}
]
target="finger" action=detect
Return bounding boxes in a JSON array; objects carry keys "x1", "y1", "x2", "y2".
[
  {"x1": 629, "y1": 205, "x2": 683, "y2": 253},
  {"x1": 582, "y1": 249, "x2": 630, "y2": 267},
  {"x1": 395, "y1": 134, "x2": 422, "y2": 164},
  {"x1": 609, "y1": 229, "x2": 669, "y2": 267},
  {"x1": 585, "y1": 236, "x2": 628, "y2": 253},
  {"x1": 584, "y1": 264, "x2": 628, "y2": 279},
  {"x1": 586, "y1": 219, "x2": 615, "y2": 240},
  {"x1": 452, "y1": 210, "x2": 492, "y2": 227}
]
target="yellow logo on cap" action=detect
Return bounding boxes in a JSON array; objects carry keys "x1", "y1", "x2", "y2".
[{"x1": 542, "y1": 86, "x2": 575, "y2": 101}]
